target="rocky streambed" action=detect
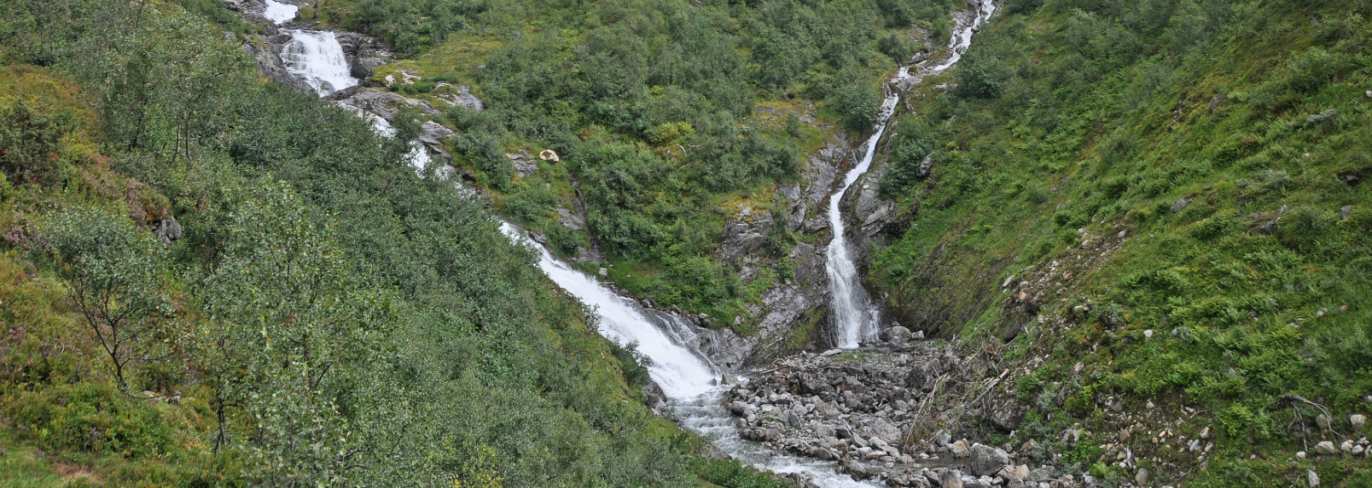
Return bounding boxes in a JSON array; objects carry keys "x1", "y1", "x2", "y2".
[{"x1": 726, "y1": 328, "x2": 1084, "y2": 487}]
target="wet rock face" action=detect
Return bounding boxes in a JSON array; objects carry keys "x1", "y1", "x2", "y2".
[
  {"x1": 335, "y1": 88, "x2": 440, "y2": 119},
  {"x1": 333, "y1": 32, "x2": 390, "y2": 79}
]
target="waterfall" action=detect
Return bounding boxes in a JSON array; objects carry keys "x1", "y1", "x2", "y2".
[
  {"x1": 500, "y1": 224, "x2": 720, "y2": 398},
  {"x1": 500, "y1": 224, "x2": 878, "y2": 486},
  {"x1": 280, "y1": 30, "x2": 358, "y2": 96},
  {"x1": 824, "y1": 1, "x2": 997, "y2": 349},
  {"x1": 339, "y1": 106, "x2": 433, "y2": 174},
  {"x1": 263, "y1": 0, "x2": 298, "y2": 25}
]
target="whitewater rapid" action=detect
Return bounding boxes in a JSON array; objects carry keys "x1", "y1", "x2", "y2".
[
  {"x1": 263, "y1": 0, "x2": 298, "y2": 25},
  {"x1": 825, "y1": 0, "x2": 997, "y2": 349},
  {"x1": 500, "y1": 225, "x2": 879, "y2": 486},
  {"x1": 280, "y1": 30, "x2": 358, "y2": 96}
]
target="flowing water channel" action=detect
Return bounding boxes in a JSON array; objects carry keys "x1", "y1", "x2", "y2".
[
  {"x1": 499, "y1": 224, "x2": 880, "y2": 487},
  {"x1": 272, "y1": 2, "x2": 995, "y2": 484},
  {"x1": 825, "y1": 0, "x2": 998, "y2": 349}
]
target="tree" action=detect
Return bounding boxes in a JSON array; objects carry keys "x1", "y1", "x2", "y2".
[
  {"x1": 40, "y1": 206, "x2": 168, "y2": 391},
  {"x1": 195, "y1": 178, "x2": 393, "y2": 483}
]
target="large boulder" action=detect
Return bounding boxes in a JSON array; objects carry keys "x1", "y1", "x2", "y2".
[
  {"x1": 335, "y1": 88, "x2": 440, "y2": 119},
  {"x1": 968, "y1": 443, "x2": 1011, "y2": 476},
  {"x1": 436, "y1": 83, "x2": 484, "y2": 112}
]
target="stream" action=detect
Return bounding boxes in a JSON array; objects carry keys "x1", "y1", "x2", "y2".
[
  {"x1": 825, "y1": 0, "x2": 998, "y2": 349},
  {"x1": 268, "y1": 0, "x2": 996, "y2": 484}
]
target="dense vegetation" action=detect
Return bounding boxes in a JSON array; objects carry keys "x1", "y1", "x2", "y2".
[
  {"x1": 310, "y1": 0, "x2": 959, "y2": 331},
  {"x1": 0, "y1": 0, "x2": 789, "y2": 485},
  {"x1": 869, "y1": 0, "x2": 1371, "y2": 484}
]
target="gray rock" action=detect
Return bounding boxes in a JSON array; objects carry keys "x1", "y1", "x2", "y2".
[
  {"x1": 418, "y1": 121, "x2": 454, "y2": 146},
  {"x1": 154, "y1": 216, "x2": 183, "y2": 245},
  {"x1": 508, "y1": 151, "x2": 538, "y2": 177},
  {"x1": 1314, "y1": 440, "x2": 1338, "y2": 455},
  {"x1": 1342, "y1": 206, "x2": 1354, "y2": 221},
  {"x1": 1352, "y1": 414, "x2": 1366, "y2": 432},
  {"x1": 336, "y1": 89, "x2": 440, "y2": 119},
  {"x1": 1305, "y1": 109, "x2": 1339, "y2": 126},
  {"x1": 999, "y1": 464, "x2": 1029, "y2": 483},
  {"x1": 968, "y1": 443, "x2": 1011, "y2": 476},
  {"x1": 334, "y1": 32, "x2": 390, "y2": 79},
  {"x1": 866, "y1": 418, "x2": 903, "y2": 446},
  {"x1": 436, "y1": 84, "x2": 484, "y2": 112},
  {"x1": 950, "y1": 439, "x2": 971, "y2": 457},
  {"x1": 1170, "y1": 197, "x2": 1191, "y2": 213},
  {"x1": 884, "y1": 326, "x2": 914, "y2": 346},
  {"x1": 557, "y1": 207, "x2": 585, "y2": 231},
  {"x1": 1307, "y1": 469, "x2": 1319, "y2": 487},
  {"x1": 939, "y1": 469, "x2": 965, "y2": 488},
  {"x1": 1135, "y1": 468, "x2": 1149, "y2": 486}
]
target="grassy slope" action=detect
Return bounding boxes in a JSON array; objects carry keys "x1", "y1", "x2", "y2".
[{"x1": 868, "y1": 0, "x2": 1371, "y2": 484}]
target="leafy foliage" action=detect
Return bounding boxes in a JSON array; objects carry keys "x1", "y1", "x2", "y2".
[{"x1": 870, "y1": 0, "x2": 1372, "y2": 483}]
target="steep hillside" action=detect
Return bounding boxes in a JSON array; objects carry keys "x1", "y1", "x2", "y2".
[
  {"x1": 305, "y1": 0, "x2": 962, "y2": 337},
  {"x1": 0, "y1": 1, "x2": 785, "y2": 486},
  {"x1": 859, "y1": 0, "x2": 1372, "y2": 484}
]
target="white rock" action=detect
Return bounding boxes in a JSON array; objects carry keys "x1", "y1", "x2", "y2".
[
  {"x1": 1307, "y1": 469, "x2": 1320, "y2": 487},
  {"x1": 1314, "y1": 441, "x2": 1339, "y2": 455},
  {"x1": 1351, "y1": 414, "x2": 1366, "y2": 432}
]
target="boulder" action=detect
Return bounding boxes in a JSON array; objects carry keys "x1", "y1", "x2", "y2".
[
  {"x1": 950, "y1": 439, "x2": 971, "y2": 457},
  {"x1": 435, "y1": 83, "x2": 484, "y2": 112},
  {"x1": 508, "y1": 151, "x2": 538, "y2": 177},
  {"x1": 884, "y1": 326, "x2": 914, "y2": 346},
  {"x1": 336, "y1": 89, "x2": 440, "y2": 119},
  {"x1": 968, "y1": 443, "x2": 1010, "y2": 476},
  {"x1": 154, "y1": 216, "x2": 183, "y2": 245},
  {"x1": 939, "y1": 469, "x2": 964, "y2": 488}
]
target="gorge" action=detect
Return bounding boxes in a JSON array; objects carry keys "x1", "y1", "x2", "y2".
[{"x1": 3, "y1": 0, "x2": 1369, "y2": 486}]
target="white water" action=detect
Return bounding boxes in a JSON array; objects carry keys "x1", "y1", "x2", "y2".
[
  {"x1": 501, "y1": 224, "x2": 878, "y2": 486},
  {"x1": 337, "y1": 102, "x2": 433, "y2": 173},
  {"x1": 281, "y1": 30, "x2": 358, "y2": 96},
  {"x1": 263, "y1": 0, "x2": 298, "y2": 25},
  {"x1": 825, "y1": 1, "x2": 997, "y2": 349},
  {"x1": 500, "y1": 223, "x2": 719, "y2": 398}
]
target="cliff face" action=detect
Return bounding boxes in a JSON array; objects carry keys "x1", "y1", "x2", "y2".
[{"x1": 845, "y1": 0, "x2": 1372, "y2": 485}]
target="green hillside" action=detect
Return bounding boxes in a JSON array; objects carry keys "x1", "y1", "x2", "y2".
[
  {"x1": 867, "y1": 0, "x2": 1372, "y2": 484},
  {"x1": 308, "y1": 0, "x2": 960, "y2": 332},
  {"x1": 0, "y1": 1, "x2": 784, "y2": 485}
]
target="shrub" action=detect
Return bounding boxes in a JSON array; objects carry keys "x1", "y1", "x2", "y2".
[
  {"x1": 0, "y1": 102, "x2": 72, "y2": 185},
  {"x1": 828, "y1": 80, "x2": 880, "y2": 132}
]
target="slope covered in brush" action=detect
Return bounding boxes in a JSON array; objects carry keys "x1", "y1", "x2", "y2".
[{"x1": 866, "y1": 0, "x2": 1371, "y2": 484}]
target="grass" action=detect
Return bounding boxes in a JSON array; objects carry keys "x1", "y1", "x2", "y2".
[{"x1": 865, "y1": 1, "x2": 1372, "y2": 483}]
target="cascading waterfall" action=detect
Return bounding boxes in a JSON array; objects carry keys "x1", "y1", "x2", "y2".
[
  {"x1": 824, "y1": 0, "x2": 997, "y2": 349},
  {"x1": 263, "y1": 0, "x2": 298, "y2": 25},
  {"x1": 285, "y1": 33, "x2": 434, "y2": 172},
  {"x1": 500, "y1": 224, "x2": 879, "y2": 487},
  {"x1": 499, "y1": 224, "x2": 719, "y2": 398},
  {"x1": 280, "y1": 30, "x2": 358, "y2": 96}
]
